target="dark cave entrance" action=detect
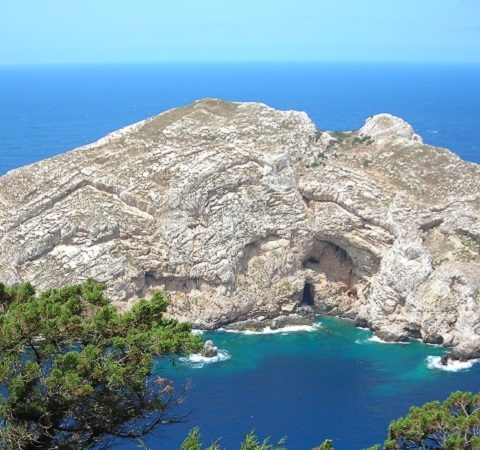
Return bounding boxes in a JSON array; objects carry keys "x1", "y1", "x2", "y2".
[
  {"x1": 301, "y1": 283, "x2": 315, "y2": 306},
  {"x1": 302, "y1": 240, "x2": 356, "y2": 285}
]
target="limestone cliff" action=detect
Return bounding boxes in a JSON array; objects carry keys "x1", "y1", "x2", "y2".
[{"x1": 1, "y1": 99, "x2": 479, "y2": 360}]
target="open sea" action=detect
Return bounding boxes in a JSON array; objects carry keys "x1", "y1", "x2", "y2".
[{"x1": 0, "y1": 63, "x2": 479, "y2": 449}]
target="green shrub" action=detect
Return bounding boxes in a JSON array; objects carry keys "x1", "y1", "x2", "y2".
[{"x1": 0, "y1": 280, "x2": 202, "y2": 449}]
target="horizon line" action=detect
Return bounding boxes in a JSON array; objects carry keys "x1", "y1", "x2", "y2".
[{"x1": 1, "y1": 60, "x2": 480, "y2": 68}]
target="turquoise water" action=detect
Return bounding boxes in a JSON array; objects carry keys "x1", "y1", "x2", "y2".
[{"x1": 117, "y1": 317, "x2": 480, "y2": 450}]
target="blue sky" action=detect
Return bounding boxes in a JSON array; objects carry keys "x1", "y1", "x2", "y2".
[{"x1": 1, "y1": 0, "x2": 479, "y2": 65}]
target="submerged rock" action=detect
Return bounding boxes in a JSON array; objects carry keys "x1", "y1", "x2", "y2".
[{"x1": 0, "y1": 99, "x2": 479, "y2": 358}]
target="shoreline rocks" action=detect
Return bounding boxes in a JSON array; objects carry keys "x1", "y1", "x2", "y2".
[
  {"x1": 441, "y1": 343, "x2": 480, "y2": 365},
  {"x1": 224, "y1": 311, "x2": 315, "y2": 332}
]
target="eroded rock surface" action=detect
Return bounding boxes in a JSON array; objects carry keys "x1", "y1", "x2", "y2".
[
  {"x1": 1, "y1": 99, "x2": 479, "y2": 359},
  {"x1": 202, "y1": 340, "x2": 218, "y2": 358}
]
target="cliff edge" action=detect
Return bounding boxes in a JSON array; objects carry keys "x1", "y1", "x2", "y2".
[{"x1": 1, "y1": 99, "x2": 479, "y2": 360}]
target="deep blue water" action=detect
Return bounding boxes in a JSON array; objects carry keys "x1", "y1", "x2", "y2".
[
  {"x1": 0, "y1": 63, "x2": 479, "y2": 177},
  {"x1": 1, "y1": 63, "x2": 480, "y2": 449}
]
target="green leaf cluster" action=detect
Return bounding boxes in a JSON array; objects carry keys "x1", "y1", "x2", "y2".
[
  {"x1": 384, "y1": 391, "x2": 480, "y2": 449},
  {"x1": 0, "y1": 280, "x2": 202, "y2": 449},
  {"x1": 180, "y1": 427, "x2": 287, "y2": 450},
  {"x1": 312, "y1": 440, "x2": 335, "y2": 450}
]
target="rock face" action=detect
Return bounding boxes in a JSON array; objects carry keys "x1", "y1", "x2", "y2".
[
  {"x1": 0, "y1": 99, "x2": 479, "y2": 359},
  {"x1": 202, "y1": 340, "x2": 218, "y2": 358}
]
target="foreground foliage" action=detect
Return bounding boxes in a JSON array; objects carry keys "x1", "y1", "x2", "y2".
[
  {"x1": 384, "y1": 390, "x2": 480, "y2": 449},
  {"x1": 0, "y1": 280, "x2": 202, "y2": 449},
  {"x1": 179, "y1": 428, "x2": 336, "y2": 450},
  {"x1": 180, "y1": 427, "x2": 287, "y2": 450}
]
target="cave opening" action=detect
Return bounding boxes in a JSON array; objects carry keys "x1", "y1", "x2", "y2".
[
  {"x1": 301, "y1": 283, "x2": 315, "y2": 306},
  {"x1": 302, "y1": 240, "x2": 356, "y2": 284}
]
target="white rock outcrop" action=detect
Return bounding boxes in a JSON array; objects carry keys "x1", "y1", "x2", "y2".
[{"x1": 0, "y1": 99, "x2": 479, "y2": 359}]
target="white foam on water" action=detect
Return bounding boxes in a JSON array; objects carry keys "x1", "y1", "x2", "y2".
[
  {"x1": 411, "y1": 338, "x2": 442, "y2": 347},
  {"x1": 369, "y1": 335, "x2": 410, "y2": 345},
  {"x1": 220, "y1": 323, "x2": 322, "y2": 335},
  {"x1": 191, "y1": 329, "x2": 205, "y2": 335},
  {"x1": 426, "y1": 355, "x2": 479, "y2": 372},
  {"x1": 179, "y1": 349, "x2": 231, "y2": 369},
  {"x1": 355, "y1": 335, "x2": 410, "y2": 345}
]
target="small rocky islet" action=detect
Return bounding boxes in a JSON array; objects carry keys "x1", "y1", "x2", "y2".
[{"x1": 0, "y1": 98, "x2": 479, "y2": 363}]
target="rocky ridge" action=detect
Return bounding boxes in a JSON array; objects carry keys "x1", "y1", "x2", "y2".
[{"x1": 0, "y1": 99, "x2": 479, "y2": 361}]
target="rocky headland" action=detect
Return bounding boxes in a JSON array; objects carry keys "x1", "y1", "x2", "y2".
[{"x1": 0, "y1": 99, "x2": 479, "y2": 362}]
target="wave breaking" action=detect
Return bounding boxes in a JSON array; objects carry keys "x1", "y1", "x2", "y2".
[
  {"x1": 426, "y1": 355, "x2": 479, "y2": 372},
  {"x1": 179, "y1": 349, "x2": 231, "y2": 369},
  {"x1": 220, "y1": 323, "x2": 322, "y2": 335},
  {"x1": 355, "y1": 335, "x2": 410, "y2": 345}
]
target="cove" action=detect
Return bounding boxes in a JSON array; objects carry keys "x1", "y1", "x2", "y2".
[{"x1": 117, "y1": 317, "x2": 480, "y2": 449}]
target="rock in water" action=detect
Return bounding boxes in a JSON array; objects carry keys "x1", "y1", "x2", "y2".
[
  {"x1": 0, "y1": 99, "x2": 479, "y2": 358},
  {"x1": 202, "y1": 340, "x2": 218, "y2": 358}
]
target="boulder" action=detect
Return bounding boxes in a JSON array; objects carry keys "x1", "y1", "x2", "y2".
[{"x1": 202, "y1": 340, "x2": 218, "y2": 358}]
